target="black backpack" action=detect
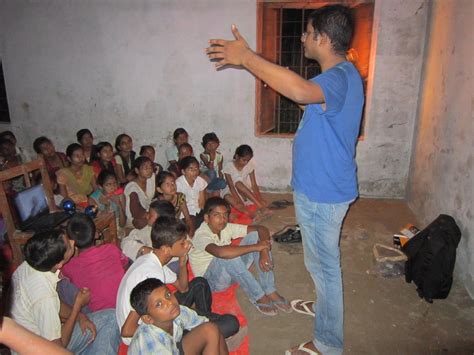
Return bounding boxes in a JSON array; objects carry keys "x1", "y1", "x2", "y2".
[{"x1": 402, "y1": 214, "x2": 462, "y2": 303}]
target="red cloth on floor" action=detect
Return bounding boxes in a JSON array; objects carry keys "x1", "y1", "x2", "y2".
[{"x1": 229, "y1": 205, "x2": 257, "y2": 225}]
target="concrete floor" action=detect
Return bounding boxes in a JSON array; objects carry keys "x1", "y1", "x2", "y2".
[{"x1": 237, "y1": 194, "x2": 474, "y2": 355}]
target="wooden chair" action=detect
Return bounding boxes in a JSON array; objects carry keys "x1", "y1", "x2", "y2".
[
  {"x1": 0, "y1": 158, "x2": 118, "y2": 265},
  {"x1": 0, "y1": 158, "x2": 56, "y2": 265}
]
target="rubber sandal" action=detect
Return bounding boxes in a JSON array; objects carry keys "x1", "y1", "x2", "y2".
[
  {"x1": 285, "y1": 342, "x2": 321, "y2": 355},
  {"x1": 252, "y1": 302, "x2": 278, "y2": 316},
  {"x1": 272, "y1": 299, "x2": 293, "y2": 313},
  {"x1": 290, "y1": 299, "x2": 315, "y2": 317}
]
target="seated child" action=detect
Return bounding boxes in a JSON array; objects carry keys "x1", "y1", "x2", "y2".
[
  {"x1": 168, "y1": 142, "x2": 193, "y2": 178},
  {"x1": 0, "y1": 137, "x2": 25, "y2": 193},
  {"x1": 189, "y1": 197, "x2": 291, "y2": 316},
  {"x1": 166, "y1": 128, "x2": 188, "y2": 170},
  {"x1": 33, "y1": 136, "x2": 69, "y2": 193},
  {"x1": 115, "y1": 133, "x2": 136, "y2": 182},
  {"x1": 120, "y1": 199, "x2": 175, "y2": 261},
  {"x1": 126, "y1": 278, "x2": 228, "y2": 355},
  {"x1": 91, "y1": 141, "x2": 126, "y2": 183},
  {"x1": 89, "y1": 171, "x2": 126, "y2": 228},
  {"x1": 56, "y1": 143, "x2": 96, "y2": 208},
  {"x1": 176, "y1": 156, "x2": 207, "y2": 228},
  {"x1": 116, "y1": 216, "x2": 239, "y2": 345},
  {"x1": 156, "y1": 171, "x2": 194, "y2": 237},
  {"x1": 10, "y1": 229, "x2": 120, "y2": 354},
  {"x1": 222, "y1": 144, "x2": 268, "y2": 218},
  {"x1": 0, "y1": 130, "x2": 31, "y2": 162},
  {"x1": 76, "y1": 128, "x2": 97, "y2": 164},
  {"x1": 139, "y1": 145, "x2": 163, "y2": 175},
  {"x1": 61, "y1": 213, "x2": 128, "y2": 312},
  {"x1": 124, "y1": 156, "x2": 156, "y2": 229},
  {"x1": 200, "y1": 132, "x2": 227, "y2": 195}
]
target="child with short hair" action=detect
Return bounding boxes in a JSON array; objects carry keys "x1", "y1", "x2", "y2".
[
  {"x1": 57, "y1": 143, "x2": 96, "y2": 208},
  {"x1": 124, "y1": 156, "x2": 156, "y2": 229},
  {"x1": 0, "y1": 137, "x2": 25, "y2": 192},
  {"x1": 61, "y1": 213, "x2": 128, "y2": 312},
  {"x1": 120, "y1": 199, "x2": 175, "y2": 261},
  {"x1": 115, "y1": 133, "x2": 136, "y2": 182},
  {"x1": 200, "y1": 132, "x2": 227, "y2": 194},
  {"x1": 168, "y1": 142, "x2": 193, "y2": 178},
  {"x1": 116, "y1": 216, "x2": 239, "y2": 345},
  {"x1": 76, "y1": 129, "x2": 96, "y2": 164},
  {"x1": 126, "y1": 278, "x2": 228, "y2": 355},
  {"x1": 156, "y1": 171, "x2": 195, "y2": 237},
  {"x1": 0, "y1": 130, "x2": 31, "y2": 162},
  {"x1": 166, "y1": 128, "x2": 189, "y2": 168},
  {"x1": 190, "y1": 197, "x2": 291, "y2": 316},
  {"x1": 139, "y1": 145, "x2": 163, "y2": 175},
  {"x1": 222, "y1": 144, "x2": 268, "y2": 217},
  {"x1": 89, "y1": 171, "x2": 126, "y2": 228},
  {"x1": 176, "y1": 156, "x2": 208, "y2": 228}
]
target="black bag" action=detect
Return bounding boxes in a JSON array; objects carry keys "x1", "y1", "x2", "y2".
[{"x1": 402, "y1": 214, "x2": 461, "y2": 303}]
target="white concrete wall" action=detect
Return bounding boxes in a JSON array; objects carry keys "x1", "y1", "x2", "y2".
[
  {"x1": 0, "y1": 0, "x2": 428, "y2": 197},
  {"x1": 408, "y1": 0, "x2": 473, "y2": 297}
]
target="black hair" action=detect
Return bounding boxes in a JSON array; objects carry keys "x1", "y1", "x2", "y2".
[
  {"x1": 173, "y1": 128, "x2": 188, "y2": 141},
  {"x1": 201, "y1": 132, "x2": 220, "y2": 148},
  {"x1": 0, "y1": 137, "x2": 13, "y2": 148},
  {"x1": 178, "y1": 143, "x2": 193, "y2": 154},
  {"x1": 139, "y1": 145, "x2": 155, "y2": 155},
  {"x1": 234, "y1": 144, "x2": 253, "y2": 159},
  {"x1": 156, "y1": 171, "x2": 175, "y2": 188},
  {"x1": 33, "y1": 136, "x2": 52, "y2": 154},
  {"x1": 130, "y1": 278, "x2": 166, "y2": 316},
  {"x1": 24, "y1": 229, "x2": 68, "y2": 272},
  {"x1": 150, "y1": 216, "x2": 187, "y2": 249},
  {"x1": 133, "y1": 156, "x2": 152, "y2": 171},
  {"x1": 76, "y1": 129, "x2": 93, "y2": 144},
  {"x1": 97, "y1": 170, "x2": 117, "y2": 186},
  {"x1": 66, "y1": 213, "x2": 96, "y2": 249},
  {"x1": 95, "y1": 141, "x2": 113, "y2": 158},
  {"x1": 308, "y1": 5, "x2": 354, "y2": 55},
  {"x1": 149, "y1": 199, "x2": 176, "y2": 218},
  {"x1": 178, "y1": 156, "x2": 199, "y2": 171},
  {"x1": 203, "y1": 197, "x2": 231, "y2": 215},
  {"x1": 0, "y1": 131, "x2": 15, "y2": 141},
  {"x1": 66, "y1": 143, "x2": 83, "y2": 159},
  {"x1": 115, "y1": 133, "x2": 132, "y2": 151}
]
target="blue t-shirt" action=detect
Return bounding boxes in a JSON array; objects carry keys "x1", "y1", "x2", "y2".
[{"x1": 291, "y1": 61, "x2": 364, "y2": 203}]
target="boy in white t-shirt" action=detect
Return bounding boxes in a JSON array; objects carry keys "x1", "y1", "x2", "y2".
[{"x1": 189, "y1": 197, "x2": 291, "y2": 316}]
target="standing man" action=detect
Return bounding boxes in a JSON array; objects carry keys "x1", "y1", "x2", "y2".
[{"x1": 205, "y1": 5, "x2": 363, "y2": 354}]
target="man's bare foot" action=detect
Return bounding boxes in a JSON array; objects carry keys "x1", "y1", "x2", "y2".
[
  {"x1": 254, "y1": 295, "x2": 277, "y2": 316},
  {"x1": 285, "y1": 341, "x2": 321, "y2": 355},
  {"x1": 267, "y1": 292, "x2": 291, "y2": 312}
]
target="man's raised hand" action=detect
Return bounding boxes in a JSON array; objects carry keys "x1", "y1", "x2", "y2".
[{"x1": 205, "y1": 24, "x2": 252, "y2": 69}]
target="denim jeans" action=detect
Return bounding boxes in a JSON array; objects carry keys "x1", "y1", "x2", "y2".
[
  {"x1": 67, "y1": 308, "x2": 120, "y2": 355},
  {"x1": 294, "y1": 192, "x2": 350, "y2": 355},
  {"x1": 204, "y1": 169, "x2": 227, "y2": 192},
  {"x1": 203, "y1": 231, "x2": 276, "y2": 303}
]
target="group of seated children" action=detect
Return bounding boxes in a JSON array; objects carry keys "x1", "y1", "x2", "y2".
[{"x1": 9, "y1": 196, "x2": 290, "y2": 354}]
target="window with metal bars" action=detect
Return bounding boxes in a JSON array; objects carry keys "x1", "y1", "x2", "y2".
[{"x1": 256, "y1": 1, "x2": 374, "y2": 137}]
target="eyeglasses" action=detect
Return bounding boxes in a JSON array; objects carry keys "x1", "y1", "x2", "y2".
[{"x1": 301, "y1": 31, "x2": 317, "y2": 40}]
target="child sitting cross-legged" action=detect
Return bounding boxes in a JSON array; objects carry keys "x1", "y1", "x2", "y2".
[
  {"x1": 189, "y1": 197, "x2": 291, "y2": 316},
  {"x1": 125, "y1": 278, "x2": 228, "y2": 355},
  {"x1": 116, "y1": 216, "x2": 239, "y2": 346}
]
